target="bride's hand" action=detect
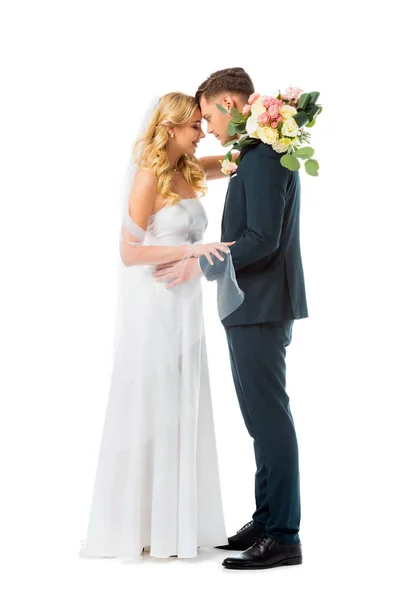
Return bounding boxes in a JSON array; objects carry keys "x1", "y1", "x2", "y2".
[{"x1": 190, "y1": 241, "x2": 235, "y2": 265}]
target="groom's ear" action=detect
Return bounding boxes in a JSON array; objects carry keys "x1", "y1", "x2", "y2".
[{"x1": 222, "y1": 94, "x2": 235, "y2": 112}]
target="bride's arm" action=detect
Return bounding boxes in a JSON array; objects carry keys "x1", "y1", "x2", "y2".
[
  {"x1": 120, "y1": 170, "x2": 191, "y2": 266},
  {"x1": 120, "y1": 170, "x2": 230, "y2": 266},
  {"x1": 200, "y1": 152, "x2": 239, "y2": 181}
]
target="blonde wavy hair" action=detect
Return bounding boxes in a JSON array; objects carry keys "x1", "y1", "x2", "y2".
[{"x1": 133, "y1": 92, "x2": 207, "y2": 206}]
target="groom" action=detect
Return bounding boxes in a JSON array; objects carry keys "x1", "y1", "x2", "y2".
[{"x1": 156, "y1": 67, "x2": 308, "y2": 570}]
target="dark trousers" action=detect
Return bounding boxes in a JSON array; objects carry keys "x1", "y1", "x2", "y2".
[{"x1": 224, "y1": 320, "x2": 300, "y2": 545}]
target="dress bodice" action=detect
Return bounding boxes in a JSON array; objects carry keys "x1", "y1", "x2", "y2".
[{"x1": 145, "y1": 198, "x2": 208, "y2": 245}]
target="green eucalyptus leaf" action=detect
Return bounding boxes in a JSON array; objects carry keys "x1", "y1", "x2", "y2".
[
  {"x1": 305, "y1": 158, "x2": 319, "y2": 176},
  {"x1": 217, "y1": 103, "x2": 228, "y2": 114},
  {"x1": 228, "y1": 121, "x2": 237, "y2": 136},
  {"x1": 306, "y1": 118, "x2": 316, "y2": 128},
  {"x1": 230, "y1": 107, "x2": 243, "y2": 122},
  {"x1": 294, "y1": 146, "x2": 315, "y2": 158},
  {"x1": 280, "y1": 153, "x2": 301, "y2": 171},
  {"x1": 235, "y1": 123, "x2": 248, "y2": 134}
]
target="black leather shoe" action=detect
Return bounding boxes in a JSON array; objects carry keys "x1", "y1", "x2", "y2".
[
  {"x1": 222, "y1": 535, "x2": 302, "y2": 570},
  {"x1": 215, "y1": 521, "x2": 265, "y2": 551}
]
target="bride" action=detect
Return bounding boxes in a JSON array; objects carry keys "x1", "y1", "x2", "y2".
[{"x1": 80, "y1": 92, "x2": 242, "y2": 560}]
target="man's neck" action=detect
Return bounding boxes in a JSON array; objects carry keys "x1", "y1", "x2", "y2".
[{"x1": 234, "y1": 99, "x2": 246, "y2": 113}]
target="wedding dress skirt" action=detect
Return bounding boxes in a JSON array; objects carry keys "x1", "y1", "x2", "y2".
[{"x1": 80, "y1": 199, "x2": 228, "y2": 559}]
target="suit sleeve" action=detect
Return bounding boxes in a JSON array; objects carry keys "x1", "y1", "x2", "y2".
[{"x1": 228, "y1": 150, "x2": 289, "y2": 271}]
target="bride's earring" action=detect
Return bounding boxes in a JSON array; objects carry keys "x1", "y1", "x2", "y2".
[{"x1": 170, "y1": 133, "x2": 175, "y2": 138}]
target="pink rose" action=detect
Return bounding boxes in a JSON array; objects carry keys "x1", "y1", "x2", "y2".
[
  {"x1": 271, "y1": 121, "x2": 278, "y2": 129},
  {"x1": 221, "y1": 159, "x2": 238, "y2": 175},
  {"x1": 278, "y1": 116, "x2": 284, "y2": 122},
  {"x1": 242, "y1": 104, "x2": 251, "y2": 115},
  {"x1": 248, "y1": 92, "x2": 260, "y2": 105},
  {"x1": 268, "y1": 105, "x2": 280, "y2": 119},
  {"x1": 258, "y1": 112, "x2": 270, "y2": 125},
  {"x1": 262, "y1": 96, "x2": 272, "y2": 108},
  {"x1": 282, "y1": 85, "x2": 303, "y2": 102}
]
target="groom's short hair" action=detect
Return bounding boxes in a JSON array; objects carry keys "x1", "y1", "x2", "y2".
[{"x1": 195, "y1": 67, "x2": 255, "y2": 104}]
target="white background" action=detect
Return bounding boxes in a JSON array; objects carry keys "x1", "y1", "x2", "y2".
[{"x1": 1, "y1": 1, "x2": 399, "y2": 598}]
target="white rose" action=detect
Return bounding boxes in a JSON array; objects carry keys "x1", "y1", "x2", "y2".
[
  {"x1": 250, "y1": 97, "x2": 265, "y2": 117},
  {"x1": 258, "y1": 126, "x2": 278, "y2": 145},
  {"x1": 246, "y1": 115, "x2": 260, "y2": 138},
  {"x1": 221, "y1": 159, "x2": 238, "y2": 175},
  {"x1": 272, "y1": 137, "x2": 292, "y2": 153},
  {"x1": 281, "y1": 117, "x2": 299, "y2": 138},
  {"x1": 279, "y1": 104, "x2": 297, "y2": 119}
]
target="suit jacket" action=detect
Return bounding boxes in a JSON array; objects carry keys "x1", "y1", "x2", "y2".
[{"x1": 200, "y1": 140, "x2": 308, "y2": 326}]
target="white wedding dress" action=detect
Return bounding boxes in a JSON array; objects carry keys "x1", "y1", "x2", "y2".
[{"x1": 80, "y1": 198, "x2": 228, "y2": 560}]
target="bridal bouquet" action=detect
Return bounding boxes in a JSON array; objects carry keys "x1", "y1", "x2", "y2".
[{"x1": 219, "y1": 86, "x2": 322, "y2": 176}]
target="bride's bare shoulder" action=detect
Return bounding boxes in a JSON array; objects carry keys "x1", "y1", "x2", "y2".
[
  {"x1": 129, "y1": 169, "x2": 157, "y2": 216},
  {"x1": 135, "y1": 167, "x2": 157, "y2": 186}
]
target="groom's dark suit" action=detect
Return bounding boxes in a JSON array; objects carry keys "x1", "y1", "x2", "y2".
[{"x1": 200, "y1": 140, "x2": 307, "y2": 545}]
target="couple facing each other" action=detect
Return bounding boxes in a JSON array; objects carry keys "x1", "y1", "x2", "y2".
[{"x1": 80, "y1": 67, "x2": 308, "y2": 570}]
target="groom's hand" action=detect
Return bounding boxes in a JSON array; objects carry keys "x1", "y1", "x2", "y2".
[{"x1": 153, "y1": 257, "x2": 203, "y2": 289}]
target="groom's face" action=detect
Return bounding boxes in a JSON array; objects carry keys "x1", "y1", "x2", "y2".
[{"x1": 200, "y1": 95, "x2": 237, "y2": 146}]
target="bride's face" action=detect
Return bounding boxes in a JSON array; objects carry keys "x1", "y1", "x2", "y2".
[
  {"x1": 172, "y1": 108, "x2": 205, "y2": 155},
  {"x1": 200, "y1": 95, "x2": 236, "y2": 146}
]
